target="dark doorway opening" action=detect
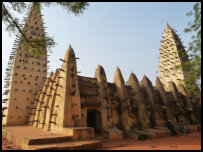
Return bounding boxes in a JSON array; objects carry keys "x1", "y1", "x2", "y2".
[{"x1": 87, "y1": 109, "x2": 101, "y2": 134}]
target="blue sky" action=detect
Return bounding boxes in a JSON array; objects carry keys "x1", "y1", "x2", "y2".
[{"x1": 2, "y1": 2, "x2": 196, "y2": 92}]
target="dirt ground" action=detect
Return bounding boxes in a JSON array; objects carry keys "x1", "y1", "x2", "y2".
[
  {"x1": 2, "y1": 132, "x2": 201, "y2": 150},
  {"x1": 99, "y1": 132, "x2": 201, "y2": 150},
  {"x1": 2, "y1": 137, "x2": 22, "y2": 150}
]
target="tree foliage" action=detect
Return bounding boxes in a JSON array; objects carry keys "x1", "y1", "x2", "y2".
[
  {"x1": 2, "y1": 2, "x2": 89, "y2": 56},
  {"x1": 183, "y1": 2, "x2": 201, "y2": 92}
]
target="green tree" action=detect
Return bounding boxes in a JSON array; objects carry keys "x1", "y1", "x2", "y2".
[
  {"x1": 183, "y1": 2, "x2": 201, "y2": 92},
  {"x1": 2, "y1": 2, "x2": 89, "y2": 56}
]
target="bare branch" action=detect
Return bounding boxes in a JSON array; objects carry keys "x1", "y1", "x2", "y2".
[{"x1": 2, "y1": 2, "x2": 33, "y2": 48}]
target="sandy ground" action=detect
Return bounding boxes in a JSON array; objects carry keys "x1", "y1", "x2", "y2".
[
  {"x1": 2, "y1": 132, "x2": 201, "y2": 150},
  {"x1": 99, "y1": 132, "x2": 201, "y2": 150},
  {"x1": 2, "y1": 137, "x2": 22, "y2": 150}
]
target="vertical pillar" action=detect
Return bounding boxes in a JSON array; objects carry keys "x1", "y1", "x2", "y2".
[
  {"x1": 113, "y1": 67, "x2": 130, "y2": 131},
  {"x1": 167, "y1": 81, "x2": 189, "y2": 124},
  {"x1": 59, "y1": 45, "x2": 82, "y2": 127},
  {"x1": 128, "y1": 73, "x2": 151, "y2": 129},
  {"x1": 155, "y1": 77, "x2": 177, "y2": 125},
  {"x1": 141, "y1": 75, "x2": 165, "y2": 127},
  {"x1": 95, "y1": 65, "x2": 112, "y2": 131}
]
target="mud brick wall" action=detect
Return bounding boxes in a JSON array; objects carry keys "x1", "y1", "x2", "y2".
[
  {"x1": 3, "y1": 10, "x2": 200, "y2": 136},
  {"x1": 2, "y1": 5, "x2": 47, "y2": 125}
]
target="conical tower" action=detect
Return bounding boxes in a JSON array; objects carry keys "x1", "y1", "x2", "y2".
[
  {"x1": 2, "y1": 4, "x2": 47, "y2": 125},
  {"x1": 158, "y1": 23, "x2": 189, "y2": 90}
]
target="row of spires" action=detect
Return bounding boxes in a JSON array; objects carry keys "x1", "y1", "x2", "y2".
[{"x1": 47, "y1": 45, "x2": 170, "y2": 89}]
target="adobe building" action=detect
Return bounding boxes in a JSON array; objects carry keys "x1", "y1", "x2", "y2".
[
  {"x1": 2, "y1": 5, "x2": 47, "y2": 126},
  {"x1": 158, "y1": 23, "x2": 189, "y2": 90},
  {"x1": 158, "y1": 23, "x2": 201, "y2": 124},
  {"x1": 2, "y1": 5, "x2": 201, "y2": 150}
]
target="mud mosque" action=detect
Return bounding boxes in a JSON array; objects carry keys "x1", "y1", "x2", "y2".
[{"x1": 2, "y1": 5, "x2": 201, "y2": 150}]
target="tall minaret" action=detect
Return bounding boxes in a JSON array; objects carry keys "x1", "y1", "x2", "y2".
[
  {"x1": 158, "y1": 23, "x2": 189, "y2": 90},
  {"x1": 2, "y1": 4, "x2": 47, "y2": 125}
]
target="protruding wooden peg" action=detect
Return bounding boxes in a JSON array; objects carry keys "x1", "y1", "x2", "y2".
[
  {"x1": 51, "y1": 114, "x2": 57, "y2": 116},
  {"x1": 59, "y1": 59, "x2": 66, "y2": 62},
  {"x1": 55, "y1": 84, "x2": 62, "y2": 87},
  {"x1": 2, "y1": 107, "x2": 8, "y2": 111},
  {"x1": 59, "y1": 68, "x2": 65, "y2": 72},
  {"x1": 49, "y1": 121, "x2": 56, "y2": 124},
  {"x1": 54, "y1": 94, "x2": 60, "y2": 96}
]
